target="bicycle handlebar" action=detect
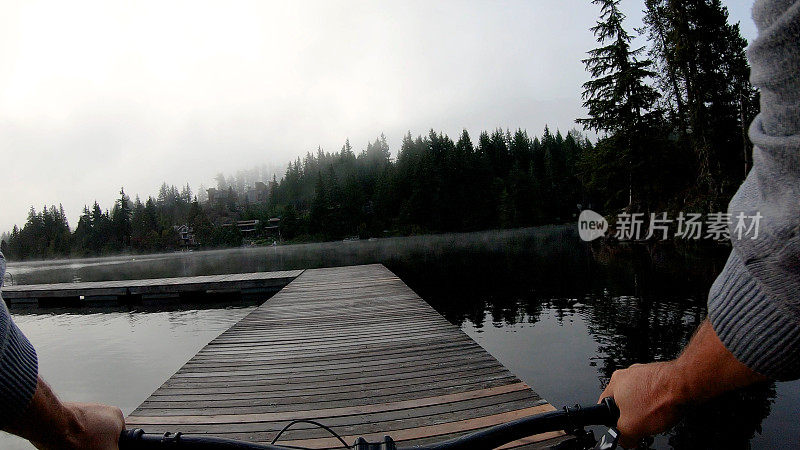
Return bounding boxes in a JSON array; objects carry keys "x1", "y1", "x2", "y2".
[
  {"x1": 423, "y1": 397, "x2": 619, "y2": 449},
  {"x1": 120, "y1": 398, "x2": 619, "y2": 450},
  {"x1": 119, "y1": 429, "x2": 282, "y2": 449}
]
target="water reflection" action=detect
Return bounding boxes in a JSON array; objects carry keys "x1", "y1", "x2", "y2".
[
  {"x1": 379, "y1": 234, "x2": 780, "y2": 449},
  {"x1": 4, "y1": 227, "x2": 793, "y2": 449},
  {"x1": 3, "y1": 304, "x2": 255, "y2": 450}
]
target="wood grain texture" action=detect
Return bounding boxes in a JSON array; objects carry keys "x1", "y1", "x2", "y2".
[{"x1": 126, "y1": 264, "x2": 568, "y2": 448}]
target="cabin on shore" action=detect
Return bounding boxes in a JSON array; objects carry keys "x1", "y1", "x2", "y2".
[
  {"x1": 265, "y1": 217, "x2": 281, "y2": 240},
  {"x1": 173, "y1": 224, "x2": 197, "y2": 248},
  {"x1": 220, "y1": 220, "x2": 264, "y2": 239}
]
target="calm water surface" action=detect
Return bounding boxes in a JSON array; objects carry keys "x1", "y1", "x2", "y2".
[{"x1": 2, "y1": 227, "x2": 798, "y2": 449}]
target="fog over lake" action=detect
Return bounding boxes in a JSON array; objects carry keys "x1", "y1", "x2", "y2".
[{"x1": 3, "y1": 228, "x2": 798, "y2": 449}]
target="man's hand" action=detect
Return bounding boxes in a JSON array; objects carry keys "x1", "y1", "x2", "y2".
[
  {"x1": 599, "y1": 320, "x2": 768, "y2": 448},
  {"x1": 60, "y1": 402, "x2": 125, "y2": 450},
  {"x1": 4, "y1": 377, "x2": 124, "y2": 450},
  {"x1": 600, "y1": 361, "x2": 684, "y2": 448}
]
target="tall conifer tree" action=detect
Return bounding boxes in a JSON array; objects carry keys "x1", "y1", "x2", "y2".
[{"x1": 578, "y1": 0, "x2": 661, "y2": 209}]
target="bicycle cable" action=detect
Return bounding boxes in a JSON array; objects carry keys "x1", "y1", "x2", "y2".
[{"x1": 270, "y1": 419, "x2": 350, "y2": 449}]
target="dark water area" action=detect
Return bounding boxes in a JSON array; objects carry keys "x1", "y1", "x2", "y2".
[{"x1": 3, "y1": 226, "x2": 798, "y2": 449}]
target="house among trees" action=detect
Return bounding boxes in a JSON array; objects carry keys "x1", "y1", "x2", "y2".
[
  {"x1": 221, "y1": 220, "x2": 262, "y2": 239},
  {"x1": 245, "y1": 182, "x2": 269, "y2": 204},
  {"x1": 265, "y1": 218, "x2": 281, "y2": 241},
  {"x1": 206, "y1": 187, "x2": 232, "y2": 204},
  {"x1": 237, "y1": 220, "x2": 259, "y2": 236},
  {"x1": 173, "y1": 224, "x2": 197, "y2": 248}
]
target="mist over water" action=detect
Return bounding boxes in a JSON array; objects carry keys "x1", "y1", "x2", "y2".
[
  {"x1": 7, "y1": 226, "x2": 577, "y2": 285},
  {"x1": 3, "y1": 227, "x2": 798, "y2": 449}
]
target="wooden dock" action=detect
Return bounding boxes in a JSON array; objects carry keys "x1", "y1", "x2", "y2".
[
  {"x1": 125, "y1": 264, "x2": 569, "y2": 449},
  {"x1": 1, "y1": 270, "x2": 303, "y2": 305}
]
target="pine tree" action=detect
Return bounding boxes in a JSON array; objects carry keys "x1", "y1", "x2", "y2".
[
  {"x1": 310, "y1": 172, "x2": 329, "y2": 237},
  {"x1": 112, "y1": 187, "x2": 132, "y2": 248},
  {"x1": 578, "y1": 0, "x2": 660, "y2": 135},
  {"x1": 578, "y1": 0, "x2": 661, "y2": 210}
]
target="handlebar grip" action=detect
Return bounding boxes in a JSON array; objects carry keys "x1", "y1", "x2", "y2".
[
  {"x1": 119, "y1": 429, "x2": 138, "y2": 449},
  {"x1": 600, "y1": 397, "x2": 620, "y2": 427},
  {"x1": 564, "y1": 397, "x2": 619, "y2": 428},
  {"x1": 119, "y1": 429, "x2": 151, "y2": 450}
]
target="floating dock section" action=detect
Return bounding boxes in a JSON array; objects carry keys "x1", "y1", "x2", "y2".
[
  {"x1": 1, "y1": 270, "x2": 303, "y2": 305},
  {"x1": 125, "y1": 264, "x2": 569, "y2": 448}
]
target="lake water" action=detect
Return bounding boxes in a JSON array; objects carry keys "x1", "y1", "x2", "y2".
[{"x1": 1, "y1": 227, "x2": 798, "y2": 449}]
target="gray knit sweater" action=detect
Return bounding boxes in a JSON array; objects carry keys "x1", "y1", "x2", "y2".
[
  {"x1": 707, "y1": 0, "x2": 800, "y2": 381},
  {"x1": 0, "y1": 252, "x2": 38, "y2": 428}
]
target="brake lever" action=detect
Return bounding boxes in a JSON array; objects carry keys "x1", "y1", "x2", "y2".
[
  {"x1": 594, "y1": 427, "x2": 619, "y2": 449},
  {"x1": 593, "y1": 428, "x2": 657, "y2": 450}
]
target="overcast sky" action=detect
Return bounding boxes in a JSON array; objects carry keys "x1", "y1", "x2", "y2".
[{"x1": 0, "y1": 0, "x2": 756, "y2": 234}]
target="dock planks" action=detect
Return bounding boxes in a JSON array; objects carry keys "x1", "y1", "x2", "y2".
[
  {"x1": 125, "y1": 264, "x2": 570, "y2": 449},
  {"x1": 1, "y1": 270, "x2": 303, "y2": 305}
]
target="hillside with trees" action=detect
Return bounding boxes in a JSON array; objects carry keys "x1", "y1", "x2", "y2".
[{"x1": 1, "y1": 0, "x2": 756, "y2": 260}]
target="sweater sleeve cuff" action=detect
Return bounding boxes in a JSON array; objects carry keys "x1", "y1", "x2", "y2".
[
  {"x1": 708, "y1": 250, "x2": 800, "y2": 381},
  {"x1": 0, "y1": 302, "x2": 39, "y2": 428}
]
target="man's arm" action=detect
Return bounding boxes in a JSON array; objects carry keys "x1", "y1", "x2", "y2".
[
  {"x1": 599, "y1": 320, "x2": 768, "y2": 449},
  {"x1": 0, "y1": 251, "x2": 124, "y2": 449},
  {"x1": 3, "y1": 377, "x2": 124, "y2": 450},
  {"x1": 602, "y1": 0, "x2": 800, "y2": 445}
]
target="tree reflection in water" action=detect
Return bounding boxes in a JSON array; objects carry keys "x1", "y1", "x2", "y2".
[{"x1": 390, "y1": 235, "x2": 776, "y2": 450}]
